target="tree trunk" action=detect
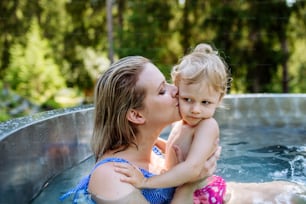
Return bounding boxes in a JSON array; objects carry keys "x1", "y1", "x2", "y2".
[
  {"x1": 106, "y1": 0, "x2": 114, "y2": 64},
  {"x1": 281, "y1": 38, "x2": 289, "y2": 93}
]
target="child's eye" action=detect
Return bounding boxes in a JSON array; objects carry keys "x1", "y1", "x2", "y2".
[
  {"x1": 202, "y1": 101, "x2": 210, "y2": 105},
  {"x1": 184, "y1": 98, "x2": 192, "y2": 102}
]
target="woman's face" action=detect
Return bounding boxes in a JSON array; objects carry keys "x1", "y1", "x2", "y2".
[{"x1": 137, "y1": 62, "x2": 180, "y2": 127}]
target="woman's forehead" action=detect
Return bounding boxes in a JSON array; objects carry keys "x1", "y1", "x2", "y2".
[{"x1": 137, "y1": 63, "x2": 165, "y2": 88}]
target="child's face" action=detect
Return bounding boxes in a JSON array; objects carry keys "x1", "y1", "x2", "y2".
[{"x1": 178, "y1": 81, "x2": 221, "y2": 126}]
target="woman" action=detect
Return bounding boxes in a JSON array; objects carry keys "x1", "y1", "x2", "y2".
[{"x1": 61, "y1": 56, "x2": 221, "y2": 204}]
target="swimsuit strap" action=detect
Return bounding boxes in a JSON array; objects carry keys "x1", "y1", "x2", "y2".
[
  {"x1": 153, "y1": 145, "x2": 163, "y2": 156},
  {"x1": 59, "y1": 146, "x2": 174, "y2": 204},
  {"x1": 94, "y1": 157, "x2": 130, "y2": 170}
]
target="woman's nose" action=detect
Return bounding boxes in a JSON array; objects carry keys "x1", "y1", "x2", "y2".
[{"x1": 170, "y1": 84, "x2": 178, "y2": 98}]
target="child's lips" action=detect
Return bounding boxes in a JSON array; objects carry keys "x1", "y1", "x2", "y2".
[{"x1": 188, "y1": 115, "x2": 199, "y2": 119}]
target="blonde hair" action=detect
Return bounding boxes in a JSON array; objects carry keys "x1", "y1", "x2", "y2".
[
  {"x1": 92, "y1": 56, "x2": 150, "y2": 161},
  {"x1": 171, "y1": 43, "x2": 231, "y2": 99}
]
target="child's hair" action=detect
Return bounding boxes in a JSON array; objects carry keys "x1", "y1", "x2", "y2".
[{"x1": 171, "y1": 43, "x2": 231, "y2": 99}]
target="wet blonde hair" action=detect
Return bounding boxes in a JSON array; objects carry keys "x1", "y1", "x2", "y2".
[
  {"x1": 171, "y1": 43, "x2": 231, "y2": 99},
  {"x1": 92, "y1": 56, "x2": 150, "y2": 161}
]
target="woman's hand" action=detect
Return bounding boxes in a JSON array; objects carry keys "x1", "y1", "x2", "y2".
[
  {"x1": 173, "y1": 142, "x2": 222, "y2": 183},
  {"x1": 199, "y1": 145, "x2": 222, "y2": 180},
  {"x1": 170, "y1": 146, "x2": 221, "y2": 204}
]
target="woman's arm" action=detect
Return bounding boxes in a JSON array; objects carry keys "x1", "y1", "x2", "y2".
[
  {"x1": 88, "y1": 162, "x2": 148, "y2": 203},
  {"x1": 115, "y1": 118, "x2": 220, "y2": 188},
  {"x1": 91, "y1": 189, "x2": 149, "y2": 204}
]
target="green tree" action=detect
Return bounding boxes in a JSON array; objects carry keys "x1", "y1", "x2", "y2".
[
  {"x1": 113, "y1": 0, "x2": 177, "y2": 79},
  {"x1": 1, "y1": 0, "x2": 306, "y2": 120},
  {"x1": 0, "y1": 0, "x2": 30, "y2": 78},
  {"x1": 63, "y1": 0, "x2": 108, "y2": 90},
  {"x1": 115, "y1": 2, "x2": 170, "y2": 55},
  {"x1": 286, "y1": 1, "x2": 306, "y2": 93},
  {"x1": 4, "y1": 19, "x2": 66, "y2": 105},
  {"x1": 190, "y1": 1, "x2": 296, "y2": 93}
]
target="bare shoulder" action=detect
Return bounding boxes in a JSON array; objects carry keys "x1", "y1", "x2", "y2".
[
  {"x1": 88, "y1": 162, "x2": 135, "y2": 200},
  {"x1": 198, "y1": 117, "x2": 218, "y2": 127},
  {"x1": 195, "y1": 118, "x2": 219, "y2": 134}
]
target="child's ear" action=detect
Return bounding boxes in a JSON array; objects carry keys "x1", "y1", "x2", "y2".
[{"x1": 126, "y1": 109, "x2": 145, "y2": 124}]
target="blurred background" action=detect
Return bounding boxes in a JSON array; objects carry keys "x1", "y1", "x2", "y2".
[{"x1": 0, "y1": 0, "x2": 305, "y2": 122}]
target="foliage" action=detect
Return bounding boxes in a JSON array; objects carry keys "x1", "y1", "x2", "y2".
[
  {"x1": 115, "y1": 1, "x2": 175, "y2": 61},
  {"x1": 287, "y1": 2, "x2": 306, "y2": 93},
  {"x1": 62, "y1": 0, "x2": 108, "y2": 89},
  {"x1": 1, "y1": 0, "x2": 306, "y2": 121},
  {"x1": 0, "y1": 82, "x2": 40, "y2": 122},
  {"x1": 4, "y1": 19, "x2": 66, "y2": 105}
]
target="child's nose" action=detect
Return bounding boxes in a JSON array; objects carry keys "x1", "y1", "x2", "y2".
[{"x1": 191, "y1": 104, "x2": 201, "y2": 114}]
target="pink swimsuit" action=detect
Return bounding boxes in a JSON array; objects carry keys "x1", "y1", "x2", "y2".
[{"x1": 193, "y1": 175, "x2": 226, "y2": 204}]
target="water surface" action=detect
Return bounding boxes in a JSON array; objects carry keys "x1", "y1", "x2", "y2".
[{"x1": 32, "y1": 125, "x2": 306, "y2": 203}]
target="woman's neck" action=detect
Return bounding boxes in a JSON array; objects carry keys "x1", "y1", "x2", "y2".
[{"x1": 102, "y1": 126, "x2": 166, "y2": 173}]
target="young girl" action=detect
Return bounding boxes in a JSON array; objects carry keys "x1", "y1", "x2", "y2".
[{"x1": 115, "y1": 43, "x2": 230, "y2": 204}]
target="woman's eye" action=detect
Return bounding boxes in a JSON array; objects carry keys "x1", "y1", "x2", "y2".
[{"x1": 159, "y1": 89, "x2": 166, "y2": 95}]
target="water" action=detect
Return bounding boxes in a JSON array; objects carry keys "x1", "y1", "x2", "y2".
[
  {"x1": 217, "y1": 125, "x2": 306, "y2": 184},
  {"x1": 31, "y1": 125, "x2": 306, "y2": 203}
]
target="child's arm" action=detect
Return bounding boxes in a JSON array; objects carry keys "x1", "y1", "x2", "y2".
[
  {"x1": 115, "y1": 118, "x2": 219, "y2": 189},
  {"x1": 181, "y1": 118, "x2": 220, "y2": 183}
]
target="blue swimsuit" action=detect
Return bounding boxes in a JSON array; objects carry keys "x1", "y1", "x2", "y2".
[{"x1": 60, "y1": 147, "x2": 175, "y2": 204}]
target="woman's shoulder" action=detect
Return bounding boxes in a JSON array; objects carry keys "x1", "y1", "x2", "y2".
[{"x1": 88, "y1": 160, "x2": 136, "y2": 200}]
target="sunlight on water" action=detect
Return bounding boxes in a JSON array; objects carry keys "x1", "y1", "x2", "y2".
[{"x1": 32, "y1": 125, "x2": 306, "y2": 203}]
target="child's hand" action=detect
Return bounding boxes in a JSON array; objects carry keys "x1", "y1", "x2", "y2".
[{"x1": 114, "y1": 163, "x2": 147, "y2": 188}]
